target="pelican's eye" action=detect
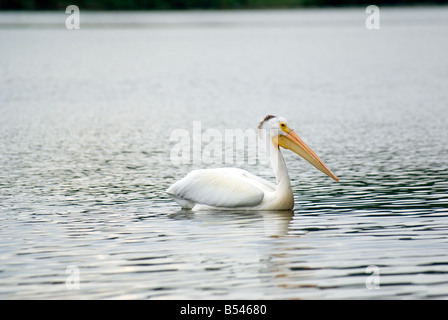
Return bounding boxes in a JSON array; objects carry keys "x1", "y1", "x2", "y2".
[{"x1": 279, "y1": 122, "x2": 289, "y2": 133}]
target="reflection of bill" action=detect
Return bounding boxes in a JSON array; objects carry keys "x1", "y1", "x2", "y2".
[
  {"x1": 365, "y1": 5, "x2": 380, "y2": 30},
  {"x1": 365, "y1": 265, "x2": 381, "y2": 289},
  {"x1": 66, "y1": 5, "x2": 80, "y2": 30}
]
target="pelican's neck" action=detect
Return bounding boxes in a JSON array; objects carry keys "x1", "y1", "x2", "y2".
[{"x1": 269, "y1": 140, "x2": 292, "y2": 194}]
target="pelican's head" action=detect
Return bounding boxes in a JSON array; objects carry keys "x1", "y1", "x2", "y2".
[{"x1": 258, "y1": 115, "x2": 339, "y2": 182}]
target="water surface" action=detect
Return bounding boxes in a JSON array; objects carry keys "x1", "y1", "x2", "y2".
[{"x1": 1, "y1": 7, "x2": 448, "y2": 299}]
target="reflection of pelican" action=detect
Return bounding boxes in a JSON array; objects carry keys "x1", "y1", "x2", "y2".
[
  {"x1": 260, "y1": 210, "x2": 294, "y2": 237},
  {"x1": 169, "y1": 210, "x2": 294, "y2": 237},
  {"x1": 167, "y1": 115, "x2": 338, "y2": 211}
]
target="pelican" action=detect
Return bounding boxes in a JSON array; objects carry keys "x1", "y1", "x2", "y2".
[{"x1": 167, "y1": 115, "x2": 338, "y2": 211}]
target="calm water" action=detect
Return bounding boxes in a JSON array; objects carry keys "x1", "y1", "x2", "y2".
[{"x1": 1, "y1": 7, "x2": 448, "y2": 299}]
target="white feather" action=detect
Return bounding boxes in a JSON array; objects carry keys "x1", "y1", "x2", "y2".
[{"x1": 166, "y1": 168, "x2": 271, "y2": 208}]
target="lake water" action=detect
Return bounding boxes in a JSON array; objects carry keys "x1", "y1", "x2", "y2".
[{"x1": 1, "y1": 7, "x2": 448, "y2": 299}]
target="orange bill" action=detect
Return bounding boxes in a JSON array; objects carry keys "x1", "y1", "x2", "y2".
[{"x1": 276, "y1": 130, "x2": 339, "y2": 182}]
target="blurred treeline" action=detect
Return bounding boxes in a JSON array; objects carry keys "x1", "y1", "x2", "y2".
[{"x1": 1, "y1": 0, "x2": 447, "y2": 10}]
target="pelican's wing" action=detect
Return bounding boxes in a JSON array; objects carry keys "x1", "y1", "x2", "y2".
[
  {"x1": 166, "y1": 168, "x2": 269, "y2": 208},
  {"x1": 238, "y1": 170, "x2": 277, "y2": 192}
]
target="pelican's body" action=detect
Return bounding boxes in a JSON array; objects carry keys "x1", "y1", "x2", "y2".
[{"x1": 167, "y1": 115, "x2": 338, "y2": 211}]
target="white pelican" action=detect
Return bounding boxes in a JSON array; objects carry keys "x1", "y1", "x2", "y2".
[{"x1": 167, "y1": 115, "x2": 338, "y2": 211}]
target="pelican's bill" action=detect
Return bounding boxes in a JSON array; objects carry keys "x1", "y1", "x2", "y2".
[{"x1": 275, "y1": 132, "x2": 339, "y2": 182}]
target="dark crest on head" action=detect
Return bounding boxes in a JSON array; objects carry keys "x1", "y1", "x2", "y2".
[{"x1": 258, "y1": 115, "x2": 276, "y2": 129}]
